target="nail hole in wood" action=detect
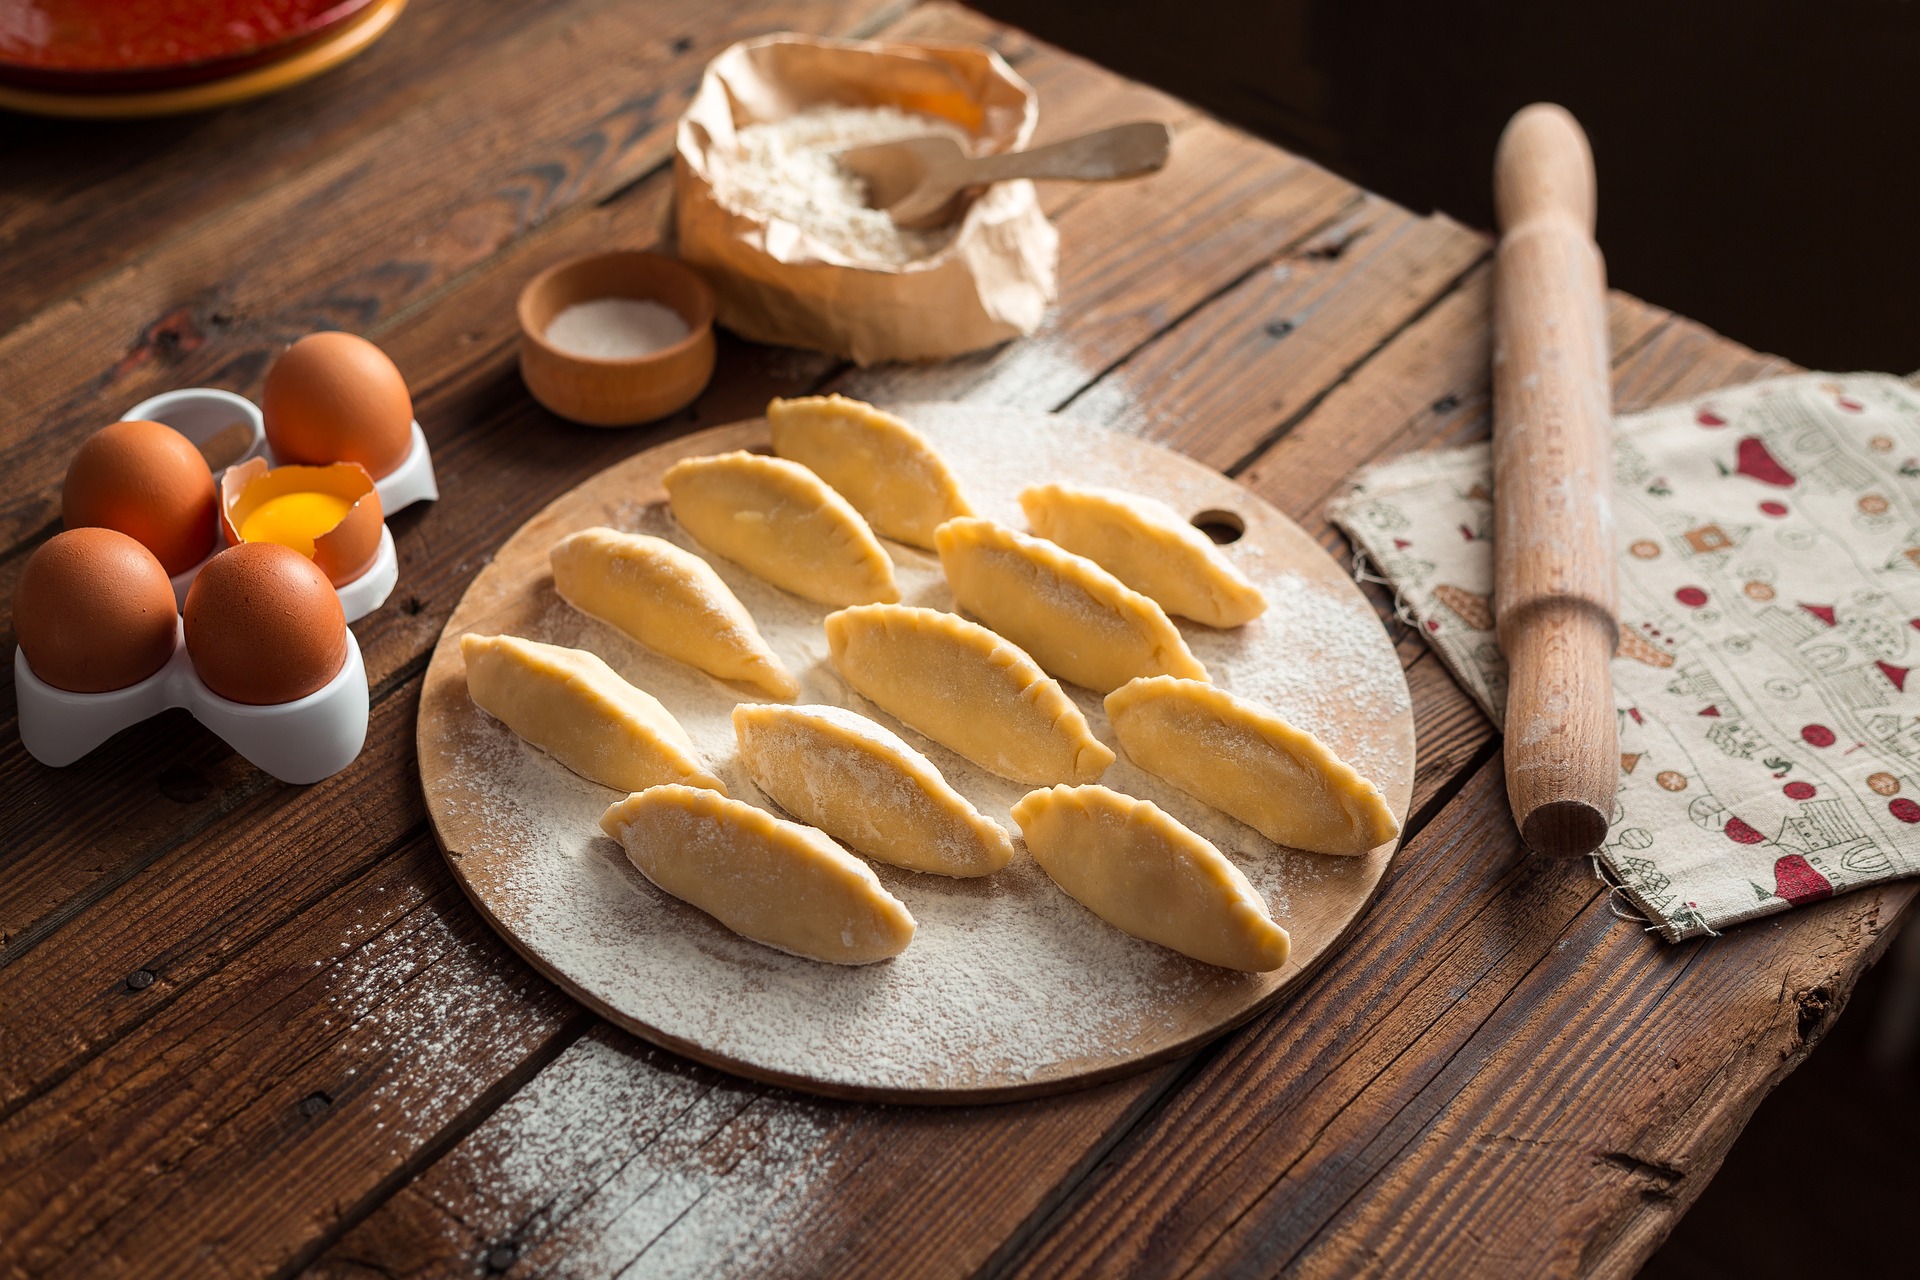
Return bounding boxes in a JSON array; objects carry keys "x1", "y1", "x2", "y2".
[
  {"x1": 1264, "y1": 318, "x2": 1295, "y2": 339},
  {"x1": 487, "y1": 1243, "x2": 519, "y2": 1272},
  {"x1": 125, "y1": 968, "x2": 155, "y2": 992},
  {"x1": 299, "y1": 1092, "x2": 332, "y2": 1118},
  {"x1": 1191, "y1": 509, "x2": 1246, "y2": 544}
]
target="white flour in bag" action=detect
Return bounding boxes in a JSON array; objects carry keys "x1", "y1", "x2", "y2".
[{"x1": 709, "y1": 106, "x2": 969, "y2": 266}]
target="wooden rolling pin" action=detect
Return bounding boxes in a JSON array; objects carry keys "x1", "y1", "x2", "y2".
[{"x1": 1492, "y1": 103, "x2": 1618, "y2": 858}]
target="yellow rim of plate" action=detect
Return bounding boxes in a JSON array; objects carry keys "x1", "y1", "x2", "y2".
[{"x1": 0, "y1": 0, "x2": 408, "y2": 119}]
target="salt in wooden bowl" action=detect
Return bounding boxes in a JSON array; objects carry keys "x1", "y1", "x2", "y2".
[{"x1": 517, "y1": 250, "x2": 717, "y2": 427}]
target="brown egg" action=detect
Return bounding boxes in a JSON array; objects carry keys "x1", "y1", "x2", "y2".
[
  {"x1": 262, "y1": 332, "x2": 414, "y2": 478},
  {"x1": 14, "y1": 528, "x2": 179, "y2": 693},
  {"x1": 184, "y1": 542, "x2": 348, "y2": 705},
  {"x1": 63, "y1": 419, "x2": 218, "y2": 575}
]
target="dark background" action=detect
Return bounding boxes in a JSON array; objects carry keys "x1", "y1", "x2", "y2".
[
  {"x1": 974, "y1": 0, "x2": 1920, "y2": 1272},
  {"x1": 977, "y1": 0, "x2": 1919, "y2": 374}
]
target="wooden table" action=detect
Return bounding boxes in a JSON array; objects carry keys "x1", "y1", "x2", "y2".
[{"x1": 1, "y1": 4, "x2": 1911, "y2": 1276}]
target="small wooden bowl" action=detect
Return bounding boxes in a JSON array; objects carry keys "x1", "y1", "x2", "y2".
[{"x1": 517, "y1": 251, "x2": 717, "y2": 427}]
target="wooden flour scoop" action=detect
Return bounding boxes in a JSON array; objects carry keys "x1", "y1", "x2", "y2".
[
  {"x1": 840, "y1": 121, "x2": 1172, "y2": 228},
  {"x1": 1492, "y1": 104, "x2": 1619, "y2": 858}
]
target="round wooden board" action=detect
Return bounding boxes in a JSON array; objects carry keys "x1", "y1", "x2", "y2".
[{"x1": 417, "y1": 404, "x2": 1414, "y2": 1103}]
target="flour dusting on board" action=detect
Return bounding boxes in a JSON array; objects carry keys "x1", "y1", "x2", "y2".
[{"x1": 428, "y1": 405, "x2": 1412, "y2": 1093}]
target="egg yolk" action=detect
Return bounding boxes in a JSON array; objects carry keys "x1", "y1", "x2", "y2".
[{"x1": 239, "y1": 491, "x2": 353, "y2": 558}]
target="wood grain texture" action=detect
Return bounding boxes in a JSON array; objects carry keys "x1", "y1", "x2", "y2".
[
  {"x1": 304, "y1": 59, "x2": 1815, "y2": 1280},
  {"x1": 1001, "y1": 758, "x2": 1914, "y2": 1280},
  {"x1": 1067, "y1": 196, "x2": 1489, "y2": 472},
  {"x1": 0, "y1": 0, "x2": 908, "y2": 557},
  {"x1": 0, "y1": 833, "x2": 586, "y2": 1278},
  {"x1": 0, "y1": 0, "x2": 1359, "y2": 969},
  {"x1": 0, "y1": 0, "x2": 608, "y2": 331},
  {"x1": 1491, "y1": 104, "x2": 1619, "y2": 857},
  {"x1": 311, "y1": 1024, "x2": 1182, "y2": 1280},
  {"x1": 0, "y1": 2, "x2": 1905, "y2": 1277},
  {"x1": 0, "y1": 6, "x2": 1440, "y2": 1273}
]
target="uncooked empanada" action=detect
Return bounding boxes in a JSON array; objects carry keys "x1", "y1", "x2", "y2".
[
  {"x1": 767, "y1": 395, "x2": 972, "y2": 549},
  {"x1": 461, "y1": 634, "x2": 724, "y2": 794},
  {"x1": 601, "y1": 784, "x2": 915, "y2": 964},
  {"x1": 824, "y1": 603, "x2": 1113, "y2": 785},
  {"x1": 663, "y1": 450, "x2": 898, "y2": 606},
  {"x1": 733, "y1": 703, "x2": 1014, "y2": 877},
  {"x1": 1019, "y1": 483, "x2": 1266, "y2": 627},
  {"x1": 935, "y1": 517, "x2": 1208, "y2": 693},
  {"x1": 1011, "y1": 784, "x2": 1290, "y2": 972},
  {"x1": 1105, "y1": 676, "x2": 1399, "y2": 856},
  {"x1": 550, "y1": 526, "x2": 797, "y2": 699}
]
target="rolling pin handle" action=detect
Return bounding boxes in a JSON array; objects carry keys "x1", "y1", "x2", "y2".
[{"x1": 1494, "y1": 103, "x2": 1596, "y2": 235}]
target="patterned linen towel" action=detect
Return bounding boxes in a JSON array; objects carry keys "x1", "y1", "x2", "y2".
[{"x1": 1329, "y1": 373, "x2": 1920, "y2": 941}]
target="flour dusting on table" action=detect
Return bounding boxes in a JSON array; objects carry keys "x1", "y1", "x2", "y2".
[{"x1": 427, "y1": 406, "x2": 1412, "y2": 1093}]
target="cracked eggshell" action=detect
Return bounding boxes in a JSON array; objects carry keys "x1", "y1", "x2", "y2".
[{"x1": 219, "y1": 457, "x2": 384, "y2": 587}]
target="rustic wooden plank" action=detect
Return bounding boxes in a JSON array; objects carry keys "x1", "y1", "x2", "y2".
[
  {"x1": 0, "y1": 0, "x2": 907, "y2": 559},
  {"x1": 0, "y1": 11, "x2": 1409, "y2": 1272},
  {"x1": 1239, "y1": 268, "x2": 1672, "y2": 510},
  {"x1": 292, "y1": 158, "x2": 1507, "y2": 1264},
  {"x1": 1, "y1": 6, "x2": 1864, "y2": 1278},
  {"x1": 7, "y1": 217, "x2": 1781, "y2": 1280},
  {"x1": 0, "y1": 0, "x2": 621, "y2": 333},
  {"x1": 0, "y1": 0, "x2": 1351, "y2": 966},
  {"x1": 835, "y1": 133, "x2": 1360, "y2": 412},
  {"x1": 0, "y1": 709, "x2": 270, "y2": 955},
  {"x1": 0, "y1": 833, "x2": 586, "y2": 1278},
  {"x1": 309, "y1": 1025, "x2": 1178, "y2": 1280},
  {"x1": 1062, "y1": 196, "x2": 1488, "y2": 472},
  {"x1": 1000, "y1": 751, "x2": 1915, "y2": 1279},
  {"x1": 0, "y1": 674, "x2": 428, "y2": 1118}
]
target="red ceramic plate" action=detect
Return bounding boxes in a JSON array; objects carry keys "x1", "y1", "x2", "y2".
[{"x1": 0, "y1": 0, "x2": 373, "y2": 90}]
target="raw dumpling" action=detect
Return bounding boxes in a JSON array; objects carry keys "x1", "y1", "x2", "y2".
[
  {"x1": 734, "y1": 703, "x2": 1014, "y2": 877},
  {"x1": 1106, "y1": 676, "x2": 1399, "y2": 856},
  {"x1": 601, "y1": 784, "x2": 915, "y2": 965},
  {"x1": 461, "y1": 633, "x2": 724, "y2": 794},
  {"x1": 935, "y1": 517, "x2": 1208, "y2": 693},
  {"x1": 768, "y1": 394, "x2": 973, "y2": 549},
  {"x1": 550, "y1": 527, "x2": 797, "y2": 699},
  {"x1": 1012, "y1": 784, "x2": 1290, "y2": 973},
  {"x1": 825, "y1": 603, "x2": 1113, "y2": 785},
  {"x1": 663, "y1": 450, "x2": 898, "y2": 606},
  {"x1": 1019, "y1": 483, "x2": 1266, "y2": 627}
]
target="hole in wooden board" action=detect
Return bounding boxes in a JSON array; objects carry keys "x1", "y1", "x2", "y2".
[{"x1": 1191, "y1": 509, "x2": 1246, "y2": 544}]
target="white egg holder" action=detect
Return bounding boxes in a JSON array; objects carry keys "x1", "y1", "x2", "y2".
[
  {"x1": 14, "y1": 619, "x2": 369, "y2": 785},
  {"x1": 122, "y1": 387, "x2": 437, "y2": 620}
]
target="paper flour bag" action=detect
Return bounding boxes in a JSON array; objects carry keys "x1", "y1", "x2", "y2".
[{"x1": 674, "y1": 33, "x2": 1059, "y2": 365}]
